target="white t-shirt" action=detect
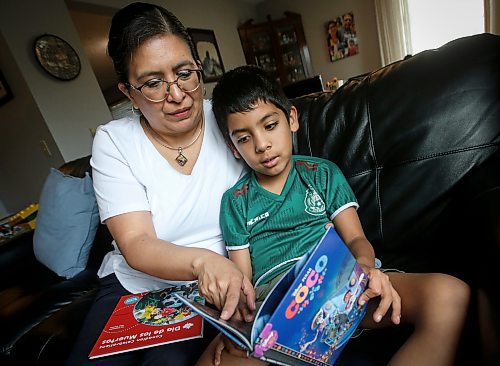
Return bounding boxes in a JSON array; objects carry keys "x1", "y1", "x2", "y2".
[{"x1": 91, "y1": 100, "x2": 246, "y2": 293}]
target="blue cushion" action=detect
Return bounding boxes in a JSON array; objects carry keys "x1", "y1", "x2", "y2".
[{"x1": 33, "y1": 168, "x2": 100, "y2": 279}]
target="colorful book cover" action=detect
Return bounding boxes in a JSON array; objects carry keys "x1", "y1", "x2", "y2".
[
  {"x1": 175, "y1": 228, "x2": 368, "y2": 366},
  {"x1": 89, "y1": 283, "x2": 204, "y2": 359}
]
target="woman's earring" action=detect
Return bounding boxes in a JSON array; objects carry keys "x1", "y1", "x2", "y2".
[
  {"x1": 131, "y1": 104, "x2": 141, "y2": 116},
  {"x1": 203, "y1": 87, "x2": 207, "y2": 97}
]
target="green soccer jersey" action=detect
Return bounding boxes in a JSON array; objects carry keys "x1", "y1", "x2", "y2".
[{"x1": 220, "y1": 155, "x2": 358, "y2": 287}]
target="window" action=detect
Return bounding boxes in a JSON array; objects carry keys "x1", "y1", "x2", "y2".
[{"x1": 407, "y1": 0, "x2": 485, "y2": 54}]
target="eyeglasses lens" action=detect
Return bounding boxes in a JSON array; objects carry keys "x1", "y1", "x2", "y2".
[{"x1": 141, "y1": 71, "x2": 201, "y2": 102}]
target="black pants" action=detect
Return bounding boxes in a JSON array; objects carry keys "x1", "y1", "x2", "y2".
[{"x1": 65, "y1": 274, "x2": 217, "y2": 366}]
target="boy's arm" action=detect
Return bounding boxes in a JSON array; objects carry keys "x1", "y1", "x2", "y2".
[
  {"x1": 333, "y1": 207, "x2": 401, "y2": 325},
  {"x1": 331, "y1": 207, "x2": 375, "y2": 269},
  {"x1": 228, "y1": 249, "x2": 255, "y2": 322},
  {"x1": 228, "y1": 249, "x2": 253, "y2": 281},
  {"x1": 212, "y1": 249, "x2": 254, "y2": 364}
]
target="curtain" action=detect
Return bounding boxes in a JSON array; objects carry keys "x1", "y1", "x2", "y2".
[
  {"x1": 374, "y1": 0, "x2": 413, "y2": 66},
  {"x1": 485, "y1": 0, "x2": 499, "y2": 34}
]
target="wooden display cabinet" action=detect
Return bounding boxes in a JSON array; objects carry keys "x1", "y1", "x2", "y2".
[{"x1": 238, "y1": 12, "x2": 313, "y2": 86}]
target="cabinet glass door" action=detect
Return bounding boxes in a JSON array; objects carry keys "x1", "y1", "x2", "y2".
[
  {"x1": 250, "y1": 32, "x2": 279, "y2": 82},
  {"x1": 276, "y1": 25, "x2": 306, "y2": 84},
  {"x1": 238, "y1": 12, "x2": 312, "y2": 88}
]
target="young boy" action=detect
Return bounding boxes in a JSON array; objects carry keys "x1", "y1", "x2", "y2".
[{"x1": 201, "y1": 65, "x2": 469, "y2": 366}]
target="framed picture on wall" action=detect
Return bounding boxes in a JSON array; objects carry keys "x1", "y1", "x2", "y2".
[
  {"x1": 0, "y1": 70, "x2": 13, "y2": 106},
  {"x1": 326, "y1": 11, "x2": 359, "y2": 62},
  {"x1": 188, "y1": 28, "x2": 225, "y2": 83}
]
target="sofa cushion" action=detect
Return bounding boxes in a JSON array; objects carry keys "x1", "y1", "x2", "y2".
[
  {"x1": 33, "y1": 168, "x2": 100, "y2": 279},
  {"x1": 292, "y1": 34, "x2": 500, "y2": 271}
]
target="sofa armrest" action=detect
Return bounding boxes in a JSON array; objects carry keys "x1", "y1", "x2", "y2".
[
  {"x1": 10, "y1": 288, "x2": 99, "y2": 365},
  {"x1": 0, "y1": 230, "x2": 35, "y2": 275},
  {"x1": 0, "y1": 266, "x2": 99, "y2": 359}
]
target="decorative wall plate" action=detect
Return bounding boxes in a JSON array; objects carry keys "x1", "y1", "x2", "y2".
[{"x1": 34, "y1": 34, "x2": 81, "y2": 81}]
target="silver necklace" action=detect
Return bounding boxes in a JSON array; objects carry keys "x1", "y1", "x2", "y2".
[{"x1": 142, "y1": 117, "x2": 204, "y2": 167}]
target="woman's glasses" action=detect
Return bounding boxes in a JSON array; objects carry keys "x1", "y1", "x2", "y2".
[{"x1": 127, "y1": 69, "x2": 202, "y2": 102}]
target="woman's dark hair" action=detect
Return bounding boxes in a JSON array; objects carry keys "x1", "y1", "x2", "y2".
[
  {"x1": 107, "y1": 2, "x2": 199, "y2": 83},
  {"x1": 212, "y1": 65, "x2": 292, "y2": 143}
]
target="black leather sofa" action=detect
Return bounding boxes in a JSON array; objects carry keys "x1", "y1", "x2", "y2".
[{"x1": 1, "y1": 33, "x2": 498, "y2": 365}]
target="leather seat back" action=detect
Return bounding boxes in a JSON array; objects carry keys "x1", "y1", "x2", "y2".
[{"x1": 292, "y1": 34, "x2": 500, "y2": 270}]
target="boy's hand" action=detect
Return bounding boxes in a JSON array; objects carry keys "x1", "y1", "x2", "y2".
[
  {"x1": 235, "y1": 289, "x2": 255, "y2": 322},
  {"x1": 213, "y1": 334, "x2": 249, "y2": 365},
  {"x1": 224, "y1": 290, "x2": 255, "y2": 323},
  {"x1": 358, "y1": 266, "x2": 401, "y2": 325}
]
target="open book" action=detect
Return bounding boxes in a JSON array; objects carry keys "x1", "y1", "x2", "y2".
[
  {"x1": 175, "y1": 228, "x2": 368, "y2": 366},
  {"x1": 89, "y1": 283, "x2": 204, "y2": 359}
]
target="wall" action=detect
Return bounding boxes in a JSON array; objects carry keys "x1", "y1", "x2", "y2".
[
  {"x1": 0, "y1": 0, "x2": 113, "y2": 217},
  {"x1": 78, "y1": 0, "x2": 258, "y2": 97},
  {"x1": 0, "y1": 33, "x2": 64, "y2": 215},
  {"x1": 0, "y1": 0, "x2": 257, "y2": 217},
  {"x1": 256, "y1": 0, "x2": 382, "y2": 84},
  {"x1": 0, "y1": 1, "x2": 112, "y2": 162},
  {"x1": 4, "y1": 1, "x2": 491, "y2": 217}
]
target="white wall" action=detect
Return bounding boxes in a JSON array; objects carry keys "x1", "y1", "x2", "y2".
[
  {"x1": 0, "y1": 1, "x2": 112, "y2": 163},
  {"x1": 1, "y1": 0, "x2": 496, "y2": 218},
  {"x1": 79, "y1": 0, "x2": 258, "y2": 97},
  {"x1": 0, "y1": 0, "x2": 257, "y2": 217},
  {"x1": 0, "y1": 31, "x2": 65, "y2": 218},
  {"x1": 257, "y1": 0, "x2": 382, "y2": 84},
  {"x1": 0, "y1": 0, "x2": 113, "y2": 217}
]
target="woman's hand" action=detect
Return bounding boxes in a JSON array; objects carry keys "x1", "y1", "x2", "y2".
[
  {"x1": 193, "y1": 252, "x2": 255, "y2": 320},
  {"x1": 358, "y1": 266, "x2": 401, "y2": 325}
]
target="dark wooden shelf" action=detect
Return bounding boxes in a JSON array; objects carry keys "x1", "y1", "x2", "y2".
[{"x1": 238, "y1": 12, "x2": 313, "y2": 86}]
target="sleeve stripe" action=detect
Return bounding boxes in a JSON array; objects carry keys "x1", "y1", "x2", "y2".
[
  {"x1": 330, "y1": 202, "x2": 359, "y2": 220},
  {"x1": 226, "y1": 243, "x2": 250, "y2": 250}
]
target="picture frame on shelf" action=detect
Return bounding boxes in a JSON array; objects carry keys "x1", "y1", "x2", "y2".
[
  {"x1": 188, "y1": 28, "x2": 225, "y2": 83},
  {"x1": 0, "y1": 70, "x2": 13, "y2": 106}
]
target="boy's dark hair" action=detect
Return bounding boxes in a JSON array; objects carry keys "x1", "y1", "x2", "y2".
[{"x1": 212, "y1": 65, "x2": 292, "y2": 143}]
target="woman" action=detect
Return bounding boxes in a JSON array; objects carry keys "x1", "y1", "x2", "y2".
[{"x1": 65, "y1": 3, "x2": 254, "y2": 365}]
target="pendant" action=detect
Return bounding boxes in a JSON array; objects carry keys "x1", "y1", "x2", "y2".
[{"x1": 175, "y1": 148, "x2": 188, "y2": 166}]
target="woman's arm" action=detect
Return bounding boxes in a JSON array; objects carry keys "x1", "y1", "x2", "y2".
[{"x1": 105, "y1": 211, "x2": 255, "y2": 320}]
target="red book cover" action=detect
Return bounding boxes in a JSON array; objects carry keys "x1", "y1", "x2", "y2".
[{"x1": 89, "y1": 283, "x2": 204, "y2": 359}]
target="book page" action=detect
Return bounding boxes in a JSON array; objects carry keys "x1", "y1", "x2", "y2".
[
  {"x1": 89, "y1": 284, "x2": 204, "y2": 359},
  {"x1": 173, "y1": 294, "x2": 254, "y2": 350},
  {"x1": 253, "y1": 228, "x2": 368, "y2": 365}
]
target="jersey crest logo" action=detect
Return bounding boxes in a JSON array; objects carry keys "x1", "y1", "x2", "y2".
[{"x1": 304, "y1": 187, "x2": 325, "y2": 216}]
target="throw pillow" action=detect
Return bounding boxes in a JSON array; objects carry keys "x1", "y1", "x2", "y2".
[{"x1": 33, "y1": 168, "x2": 100, "y2": 279}]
